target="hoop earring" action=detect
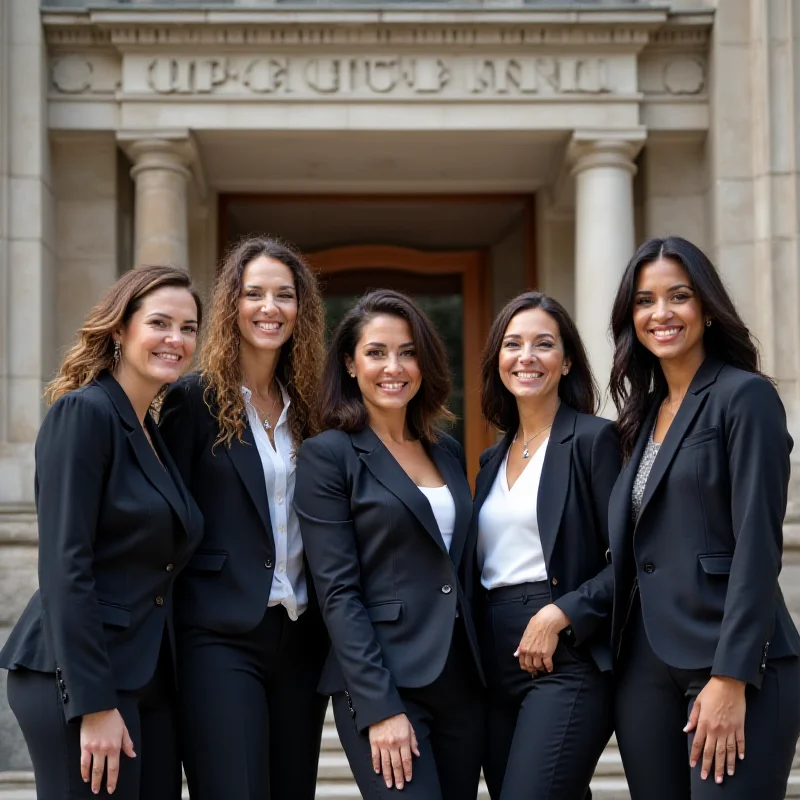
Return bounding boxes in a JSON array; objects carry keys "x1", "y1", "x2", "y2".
[
  {"x1": 705, "y1": 319, "x2": 712, "y2": 328},
  {"x1": 113, "y1": 341, "x2": 121, "y2": 364}
]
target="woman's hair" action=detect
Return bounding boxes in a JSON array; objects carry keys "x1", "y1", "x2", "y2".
[
  {"x1": 317, "y1": 289, "x2": 454, "y2": 442},
  {"x1": 610, "y1": 236, "x2": 761, "y2": 460},
  {"x1": 481, "y1": 291, "x2": 598, "y2": 431},
  {"x1": 200, "y1": 236, "x2": 325, "y2": 449},
  {"x1": 46, "y1": 265, "x2": 202, "y2": 404}
]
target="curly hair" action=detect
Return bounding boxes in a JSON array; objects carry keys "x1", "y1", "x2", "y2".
[
  {"x1": 317, "y1": 289, "x2": 454, "y2": 442},
  {"x1": 200, "y1": 236, "x2": 325, "y2": 449},
  {"x1": 46, "y1": 265, "x2": 202, "y2": 405}
]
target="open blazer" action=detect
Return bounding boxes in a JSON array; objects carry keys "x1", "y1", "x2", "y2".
[
  {"x1": 607, "y1": 355, "x2": 800, "y2": 685},
  {"x1": 294, "y1": 427, "x2": 484, "y2": 732},
  {"x1": 465, "y1": 402, "x2": 621, "y2": 671},
  {"x1": 0, "y1": 372, "x2": 203, "y2": 721}
]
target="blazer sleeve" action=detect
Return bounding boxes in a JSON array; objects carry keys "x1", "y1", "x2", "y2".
[
  {"x1": 553, "y1": 421, "x2": 621, "y2": 646},
  {"x1": 159, "y1": 377, "x2": 200, "y2": 485},
  {"x1": 294, "y1": 436, "x2": 406, "y2": 732},
  {"x1": 711, "y1": 377, "x2": 791, "y2": 687},
  {"x1": 35, "y1": 394, "x2": 119, "y2": 721}
]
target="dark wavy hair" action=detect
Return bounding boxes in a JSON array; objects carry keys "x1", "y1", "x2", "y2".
[
  {"x1": 481, "y1": 291, "x2": 598, "y2": 431},
  {"x1": 610, "y1": 236, "x2": 761, "y2": 460},
  {"x1": 317, "y1": 289, "x2": 454, "y2": 442},
  {"x1": 200, "y1": 236, "x2": 325, "y2": 449}
]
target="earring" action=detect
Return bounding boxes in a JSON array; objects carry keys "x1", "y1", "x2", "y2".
[
  {"x1": 113, "y1": 341, "x2": 121, "y2": 364},
  {"x1": 562, "y1": 366, "x2": 569, "y2": 375},
  {"x1": 348, "y1": 371, "x2": 356, "y2": 379},
  {"x1": 705, "y1": 319, "x2": 712, "y2": 327}
]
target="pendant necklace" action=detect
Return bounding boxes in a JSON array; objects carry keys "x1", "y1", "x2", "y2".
[
  {"x1": 253, "y1": 388, "x2": 280, "y2": 432},
  {"x1": 514, "y1": 423, "x2": 553, "y2": 459}
]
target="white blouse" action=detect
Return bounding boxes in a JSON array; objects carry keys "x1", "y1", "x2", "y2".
[
  {"x1": 242, "y1": 383, "x2": 307, "y2": 621},
  {"x1": 418, "y1": 484, "x2": 456, "y2": 553},
  {"x1": 477, "y1": 439, "x2": 549, "y2": 590}
]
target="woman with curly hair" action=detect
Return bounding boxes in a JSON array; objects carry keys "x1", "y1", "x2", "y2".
[
  {"x1": 159, "y1": 236, "x2": 329, "y2": 800},
  {"x1": 0, "y1": 265, "x2": 203, "y2": 799}
]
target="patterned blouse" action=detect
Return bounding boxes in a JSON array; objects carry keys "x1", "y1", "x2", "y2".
[{"x1": 631, "y1": 432, "x2": 661, "y2": 523}]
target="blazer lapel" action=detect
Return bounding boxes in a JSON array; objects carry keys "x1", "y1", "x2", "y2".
[
  {"x1": 536, "y1": 404, "x2": 576, "y2": 569},
  {"x1": 95, "y1": 372, "x2": 191, "y2": 535},
  {"x1": 352, "y1": 427, "x2": 448, "y2": 554},
  {"x1": 635, "y1": 355, "x2": 723, "y2": 527},
  {"x1": 226, "y1": 426, "x2": 272, "y2": 534},
  {"x1": 430, "y1": 441, "x2": 473, "y2": 568}
]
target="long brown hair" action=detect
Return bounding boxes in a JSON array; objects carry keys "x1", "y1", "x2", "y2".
[
  {"x1": 610, "y1": 236, "x2": 762, "y2": 460},
  {"x1": 481, "y1": 291, "x2": 598, "y2": 432},
  {"x1": 200, "y1": 236, "x2": 325, "y2": 449},
  {"x1": 317, "y1": 289, "x2": 454, "y2": 442},
  {"x1": 46, "y1": 265, "x2": 202, "y2": 404}
]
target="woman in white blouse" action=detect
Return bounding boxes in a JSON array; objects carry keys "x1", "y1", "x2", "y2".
[
  {"x1": 158, "y1": 237, "x2": 329, "y2": 800},
  {"x1": 464, "y1": 291, "x2": 621, "y2": 800}
]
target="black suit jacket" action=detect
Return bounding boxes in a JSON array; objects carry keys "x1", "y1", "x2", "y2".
[
  {"x1": 608, "y1": 356, "x2": 800, "y2": 687},
  {"x1": 465, "y1": 404, "x2": 621, "y2": 672},
  {"x1": 0, "y1": 372, "x2": 203, "y2": 722},
  {"x1": 159, "y1": 372, "x2": 324, "y2": 634},
  {"x1": 294, "y1": 427, "x2": 483, "y2": 732}
]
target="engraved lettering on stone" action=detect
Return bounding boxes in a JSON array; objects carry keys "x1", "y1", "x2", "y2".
[
  {"x1": 148, "y1": 58, "x2": 195, "y2": 94},
  {"x1": 408, "y1": 58, "x2": 450, "y2": 94},
  {"x1": 305, "y1": 59, "x2": 341, "y2": 94},
  {"x1": 52, "y1": 56, "x2": 93, "y2": 94},
  {"x1": 559, "y1": 58, "x2": 610, "y2": 93},
  {"x1": 243, "y1": 58, "x2": 289, "y2": 94},
  {"x1": 195, "y1": 59, "x2": 229, "y2": 93},
  {"x1": 663, "y1": 58, "x2": 705, "y2": 95},
  {"x1": 366, "y1": 59, "x2": 400, "y2": 94}
]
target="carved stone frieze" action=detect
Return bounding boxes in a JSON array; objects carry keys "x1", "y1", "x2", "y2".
[
  {"x1": 50, "y1": 54, "x2": 121, "y2": 95},
  {"x1": 638, "y1": 54, "x2": 707, "y2": 97},
  {"x1": 123, "y1": 54, "x2": 629, "y2": 100}
]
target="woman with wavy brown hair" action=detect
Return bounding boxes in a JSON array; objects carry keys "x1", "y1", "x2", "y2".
[
  {"x1": 159, "y1": 236, "x2": 328, "y2": 800},
  {"x1": 0, "y1": 265, "x2": 204, "y2": 800}
]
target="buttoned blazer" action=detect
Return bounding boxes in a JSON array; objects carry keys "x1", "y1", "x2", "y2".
[
  {"x1": 0, "y1": 372, "x2": 203, "y2": 723},
  {"x1": 607, "y1": 356, "x2": 800, "y2": 687},
  {"x1": 160, "y1": 372, "x2": 323, "y2": 634},
  {"x1": 294, "y1": 426, "x2": 483, "y2": 732},
  {"x1": 464, "y1": 403, "x2": 621, "y2": 672}
]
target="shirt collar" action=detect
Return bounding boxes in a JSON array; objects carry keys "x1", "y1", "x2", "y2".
[{"x1": 241, "y1": 382, "x2": 292, "y2": 422}]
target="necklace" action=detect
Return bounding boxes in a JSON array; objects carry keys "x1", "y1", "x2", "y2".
[
  {"x1": 514, "y1": 423, "x2": 553, "y2": 459},
  {"x1": 251, "y1": 387, "x2": 280, "y2": 432}
]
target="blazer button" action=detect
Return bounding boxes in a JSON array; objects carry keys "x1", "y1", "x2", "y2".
[
  {"x1": 165, "y1": 564, "x2": 174, "y2": 572},
  {"x1": 61, "y1": 693, "x2": 69, "y2": 703},
  {"x1": 59, "y1": 680, "x2": 66, "y2": 690},
  {"x1": 551, "y1": 577, "x2": 558, "y2": 586},
  {"x1": 643, "y1": 562, "x2": 655, "y2": 574},
  {"x1": 155, "y1": 596, "x2": 164, "y2": 606},
  {"x1": 441, "y1": 585, "x2": 452, "y2": 594},
  {"x1": 55, "y1": 666, "x2": 62, "y2": 677},
  {"x1": 265, "y1": 559, "x2": 273, "y2": 569}
]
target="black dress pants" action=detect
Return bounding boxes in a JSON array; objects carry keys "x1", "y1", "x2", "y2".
[
  {"x1": 615, "y1": 596, "x2": 800, "y2": 800},
  {"x1": 6, "y1": 638, "x2": 179, "y2": 800},
  {"x1": 480, "y1": 582, "x2": 613, "y2": 800},
  {"x1": 177, "y1": 604, "x2": 328, "y2": 800},
  {"x1": 333, "y1": 619, "x2": 484, "y2": 800}
]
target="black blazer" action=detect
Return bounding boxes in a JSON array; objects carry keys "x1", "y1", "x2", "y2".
[
  {"x1": 608, "y1": 355, "x2": 800, "y2": 687},
  {"x1": 465, "y1": 404, "x2": 621, "y2": 672},
  {"x1": 294, "y1": 427, "x2": 483, "y2": 733},
  {"x1": 160, "y1": 372, "x2": 323, "y2": 634},
  {"x1": 0, "y1": 372, "x2": 203, "y2": 722}
]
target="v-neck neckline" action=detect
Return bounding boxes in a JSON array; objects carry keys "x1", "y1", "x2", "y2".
[{"x1": 502, "y1": 436, "x2": 549, "y2": 494}]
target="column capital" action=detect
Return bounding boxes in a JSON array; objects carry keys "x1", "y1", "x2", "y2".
[
  {"x1": 123, "y1": 138, "x2": 193, "y2": 182},
  {"x1": 568, "y1": 129, "x2": 647, "y2": 178}
]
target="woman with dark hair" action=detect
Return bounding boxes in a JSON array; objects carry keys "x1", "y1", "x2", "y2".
[
  {"x1": 464, "y1": 291, "x2": 619, "y2": 799},
  {"x1": 0, "y1": 266, "x2": 203, "y2": 799},
  {"x1": 158, "y1": 237, "x2": 329, "y2": 800},
  {"x1": 608, "y1": 236, "x2": 800, "y2": 799},
  {"x1": 294, "y1": 289, "x2": 485, "y2": 799}
]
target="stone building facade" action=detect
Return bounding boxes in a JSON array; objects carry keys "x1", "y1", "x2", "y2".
[{"x1": 1, "y1": 0, "x2": 800, "y2": 794}]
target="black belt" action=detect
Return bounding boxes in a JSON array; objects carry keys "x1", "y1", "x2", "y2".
[{"x1": 485, "y1": 580, "x2": 550, "y2": 604}]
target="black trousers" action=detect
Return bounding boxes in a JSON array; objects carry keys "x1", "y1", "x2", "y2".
[
  {"x1": 333, "y1": 619, "x2": 484, "y2": 800},
  {"x1": 6, "y1": 638, "x2": 179, "y2": 800},
  {"x1": 480, "y1": 582, "x2": 613, "y2": 800},
  {"x1": 177, "y1": 604, "x2": 328, "y2": 800},
  {"x1": 615, "y1": 596, "x2": 800, "y2": 800}
]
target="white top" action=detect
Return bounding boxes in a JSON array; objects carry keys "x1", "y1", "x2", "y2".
[
  {"x1": 242, "y1": 383, "x2": 307, "y2": 621},
  {"x1": 417, "y1": 484, "x2": 456, "y2": 553},
  {"x1": 477, "y1": 439, "x2": 549, "y2": 590}
]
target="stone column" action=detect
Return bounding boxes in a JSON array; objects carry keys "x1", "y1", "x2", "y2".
[
  {"x1": 570, "y1": 132, "x2": 645, "y2": 407},
  {"x1": 125, "y1": 138, "x2": 192, "y2": 269}
]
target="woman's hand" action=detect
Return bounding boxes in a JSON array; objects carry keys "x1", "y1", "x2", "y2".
[
  {"x1": 684, "y1": 676, "x2": 746, "y2": 784},
  {"x1": 80, "y1": 708, "x2": 136, "y2": 795},
  {"x1": 369, "y1": 713, "x2": 420, "y2": 790},
  {"x1": 514, "y1": 603, "x2": 570, "y2": 674}
]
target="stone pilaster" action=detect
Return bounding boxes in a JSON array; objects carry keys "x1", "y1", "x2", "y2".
[{"x1": 569, "y1": 131, "x2": 645, "y2": 406}]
